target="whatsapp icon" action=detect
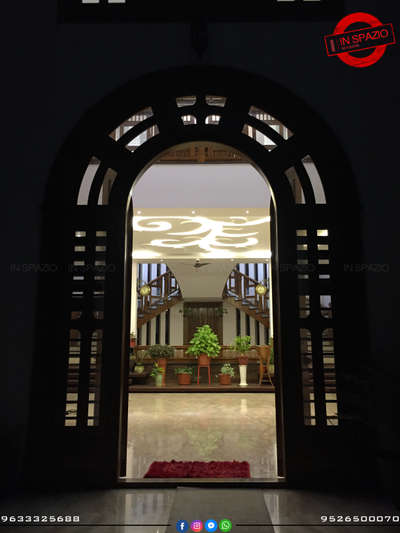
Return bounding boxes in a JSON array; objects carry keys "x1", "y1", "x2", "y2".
[{"x1": 219, "y1": 519, "x2": 232, "y2": 532}]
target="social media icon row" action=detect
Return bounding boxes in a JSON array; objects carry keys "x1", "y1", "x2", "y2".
[{"x1": 176, "y1": 518, "x2": 232, "y2": 531}]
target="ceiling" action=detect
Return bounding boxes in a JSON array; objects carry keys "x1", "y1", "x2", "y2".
[
  {"x1": 166, "y1": 260, "x2": 236, "y2": 299},
  {"x1": 132, "y1": 208, "x2": 271, "y2": 261}
]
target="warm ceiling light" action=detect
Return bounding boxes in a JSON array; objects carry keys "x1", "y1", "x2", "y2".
[
  {"x1": 191, "y1": 210, "x2": 196, "y2": 214},
  {"x1": 245, "y1": 210, "x2": 249, "y2": 214},
  {"x1": 132, "y1": 215, "x2": 270, "y2": 258},
  {"x1": 132, "y1": 251, "x2": 161, "y2": 259},
  {"x1": 137, "y1": 210, "x2": 142, "y2": 215}
]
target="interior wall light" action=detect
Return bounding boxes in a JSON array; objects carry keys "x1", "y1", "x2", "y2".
[
  {"x1": 255, "y1": 284, "x2": 268, "y2": 296},
  {"x1": 139, "y1": 285, "x2": 151, "y2": 297},
  {"x1": 255, "y1": 278, "x2": 268, "y2": 296}
]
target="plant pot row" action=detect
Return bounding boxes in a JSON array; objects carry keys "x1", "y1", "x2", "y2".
[{"x1": 177, "y1": 373, "x2": 233, "y2": 386}]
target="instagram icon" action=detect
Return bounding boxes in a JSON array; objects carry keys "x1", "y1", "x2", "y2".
[{"x1": 190, "y1": 520, "x2": 203, "y2": 532}]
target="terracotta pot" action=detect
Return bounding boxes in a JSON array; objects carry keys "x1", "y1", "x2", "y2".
[
  {"x1": 198, "y1": 354, "x2": 210, "y2": 366},
  {"x1": 238, "y1": 355, "x2": 249, "y2": 365},
  {"x1": 219, "y1": 374, "x2": 231, "y2": 385},
  {"x1": 178, "y1": 373, "x2": 191, "y2": 385},
  {"x1": 157, "y1": 358, "x2": 167, "y2": 385}
]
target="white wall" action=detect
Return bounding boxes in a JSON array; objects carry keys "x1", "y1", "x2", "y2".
[
  {"x1": 169, "y1": 301, "x2": 184, "y2": 345},
  {"x1": 167, "y1": 261, "x2": 234, "y2": 299},
  {"x1": 223, "y1": 300, "x2": 236, "y2": 345}
]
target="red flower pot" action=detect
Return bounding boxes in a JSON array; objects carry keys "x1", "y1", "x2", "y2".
[
  {"x1": 178, "y1": 373, "x2": 191, "y2": 385},
  {"x1": 238, "y1": 355, "x2": 249, "y2": 365},
  {"x1": 198, "y1": 354, "x2": 210, "y2": 366},
  {"x1": 219, "y1": 374, "x2": 231, "y2": 385}
]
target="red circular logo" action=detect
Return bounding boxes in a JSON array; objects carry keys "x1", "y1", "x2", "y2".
[{"x1": 333, "y1": 12, "x2": 386, "y2": 67}]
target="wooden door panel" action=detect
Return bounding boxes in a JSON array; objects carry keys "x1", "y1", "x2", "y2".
[{"x1": 184, "y1": 302, "x2": 223, "y2": 344}]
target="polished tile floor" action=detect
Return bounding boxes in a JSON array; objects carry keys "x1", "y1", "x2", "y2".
[
  {"x1": 2, "y1": 488, "x2": 397, "y2": 533},
  {"x1": 126, "y1": 393, "x2": 277, "y2": 479}
]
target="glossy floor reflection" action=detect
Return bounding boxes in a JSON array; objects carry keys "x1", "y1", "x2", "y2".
[
  {"x1": 2, "y1": 489, "x2": 396, "y2": 533},
  {"x1": 126, "y1": 393, "x2": 277, "y2": 479},
  {"x1": 264, "y1": 489, "x2": 398, "y2": 533}
]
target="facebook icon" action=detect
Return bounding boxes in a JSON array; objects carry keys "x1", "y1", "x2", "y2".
[{"x1": 176, "y1": 520, "x2": 189, "y2": 532}]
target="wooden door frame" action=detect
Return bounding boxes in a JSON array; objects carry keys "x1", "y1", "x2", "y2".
[{"x1": 25, "y1": 66, "x2": 369, "y2": 488}]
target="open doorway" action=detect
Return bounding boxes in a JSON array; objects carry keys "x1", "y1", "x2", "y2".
[
  {"x1": 27, "y1": 66, "x2": 357, "y2": 488},
  {"x1": 124, "y1": 141, "x2": 278, "y2": 479}
]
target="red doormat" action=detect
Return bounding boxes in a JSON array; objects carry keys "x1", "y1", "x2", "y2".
[{"x1": 144, "y1": 460, "x2": 250, "y2": 478}]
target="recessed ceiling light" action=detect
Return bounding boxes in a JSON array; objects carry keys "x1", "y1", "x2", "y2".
[
  {"x1": 191, "y1": 210, "x2": 196, "y2": 214},
  {"x1": 137, "y1": 210, "x2": 142, "y2": 215},
  {"x1": 245, "y1": 210, "x2": 249, "y2": 214}
]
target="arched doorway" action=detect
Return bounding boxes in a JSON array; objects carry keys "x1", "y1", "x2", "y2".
[{"x1": 26, "y1": 66, "x2": 365, "y2": 487}]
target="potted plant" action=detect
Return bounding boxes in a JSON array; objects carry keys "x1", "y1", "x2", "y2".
[
  {"x1": 218, "y1": 363, "x2": 235, "y2": 385},
  {"x1": 231, "y1": 335, "x2": 252, "y2": 386},
  {"x1": 186, "y1": 324, "x2": 221, "y2": 365},
  {"x1": 231, "y1": 335, "x2": 251, "y2": 365},
  {"x1": 134, "y1": 351, "x2": 146, "y2": 374},
  {"x1": 174, "y1": 367, "x2": 193, "y2": 385},
  {"x1": 130, "y1": 349, "x2": 148, "y2": 374},
  {"x1": 150, "y1": 363, "x2": 164, "y2": 387},
  {"x1": 147, "y1": 344, "x2": 174, "y2": 385}
]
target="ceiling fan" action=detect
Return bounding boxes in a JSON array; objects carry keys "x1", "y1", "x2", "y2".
[{"x1": 182, "y1": 259, "x2": 211, "y2": 269}]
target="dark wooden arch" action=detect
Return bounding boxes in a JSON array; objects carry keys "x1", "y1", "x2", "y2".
[{"x1": 25, "y1": 66, "x2": 368, "y2": 488}]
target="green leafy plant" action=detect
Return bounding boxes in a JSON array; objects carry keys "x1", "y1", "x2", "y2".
[
  {"x1": 129, "y1": 349, "x2": 148, "y2": 367},
  {"x1": 175, "y1": 366, "x2": 193, "y2": 375},
  {"x1": 174, "y1": 367, "x2": 193, "y2": 375},
  {"x1": 231, "y1": 335, "x2": 252, "y2": 354},
  {"x1": 219, "y1": 363, "x2": 235, "y2": 377},
  {"x1": 147, "y1": 344, "x2": 175, "y2": 359},
  {"x1": 150, "y1": 363, "x2": 164, "y2": 377},
  {"x1": 186, "y1": 324, "x2": 221, "y2": 358}
]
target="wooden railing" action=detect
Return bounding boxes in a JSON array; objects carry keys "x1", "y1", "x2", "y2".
[
  {"x1": 224, "y1": 269, "x2": 269, "y2": 315},
  {"x1": 157, "y1": 143, "x2": 246, "y2": 163},
  {"x1": 134, "y1": 345, "x2": 261, "y2": 361},
  {"x1": 137, "y1": 270, "x2": 181, "y2": 315}
]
